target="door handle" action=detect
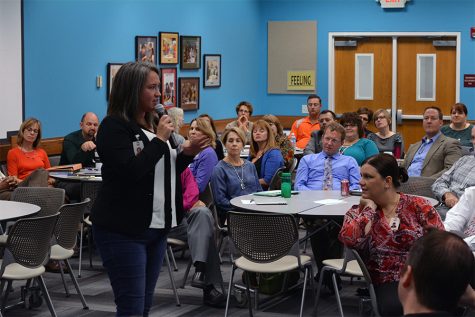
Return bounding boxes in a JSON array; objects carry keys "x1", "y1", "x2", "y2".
[{"x1": 396, "y1": 109, "x2": 403, "y2": 125}]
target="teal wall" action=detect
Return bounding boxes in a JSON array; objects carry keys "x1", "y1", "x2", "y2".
[{"x1": 23, "y1": 0, "x2": 475, "y2": 137}]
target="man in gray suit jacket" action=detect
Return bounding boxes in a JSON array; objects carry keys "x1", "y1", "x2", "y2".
[{"x1": 403, "y1": 107, "x2": 462, "y2": 179}]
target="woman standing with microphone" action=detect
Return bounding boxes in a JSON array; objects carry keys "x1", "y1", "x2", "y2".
[{"x1": 91, "y1": 62, "x2": 207, "y2": 316}]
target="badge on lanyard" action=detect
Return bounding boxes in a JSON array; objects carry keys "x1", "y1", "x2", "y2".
[
  {"x1": 389, "y1": 217, "x2": 400, "y2": 232},
  {"x1": 133, "y1": 134, "x2": 144, "y2": 156}
]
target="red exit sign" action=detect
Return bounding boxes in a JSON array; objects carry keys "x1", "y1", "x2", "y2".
[{"x1": 379, "y1": 0, "x2": 408, "y2": 9}]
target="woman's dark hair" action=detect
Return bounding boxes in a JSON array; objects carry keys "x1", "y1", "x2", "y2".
[
  {"x1": 339, "y1": 112, "x2": 364, "y2": 138},
  {"x1": 363, "y1": 153, "x2": 408, "y2": 188},
  {"x1": 451, "y1": 103, "x2": 468, "y2": 116},
  {"x1": 108, "y1": 62, "x2": 159, "y2": 127},
  {"x1": 356, "y1": 107, "x2": 374, "y2": 121},
  {"x1": 235, "y1": 101, "x2": 253, "y2": 115}
]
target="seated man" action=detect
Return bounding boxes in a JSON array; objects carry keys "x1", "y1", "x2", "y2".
[
  {"x1": 57, "y1": 112, "x2": 99, "y2": 201},
  {"x1": 59, "y1": 112, "x2": 99, "y2": 167},
  {"x1": 444, "y1": 186, "x2": 475, "y2": 250},
  {"x1": 168, "y1": 168, "x2": 225, "y2": 307},
  {"x1": 432, "y1": 126, "x2": 475, "y2": 218},
  {"x1": 295, "y1": 122, "x2": 360, "y2": 288},
  {"x1": 303, "y1": 110, "x2": 336, "y2": 155},
  {"x1": 289, "y1": 94, "x2": 322, "y2": 149},
  {"x1": 398, "y1": 229, "x2": 474, "y2": 316},
  {"x1": 403, "y1": 107, "x2": 461, "y2": 179}
]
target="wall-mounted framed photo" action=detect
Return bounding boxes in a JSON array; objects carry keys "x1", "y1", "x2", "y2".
[
  {"x1": 203, "y1": 54, "x2": 221, "y2": 88},
  {"x1": 160, "y1": 68, "x2": 177, "y2": 108},
  {"x1": 180, "y1": 36, "x2": 201, "y2": 70},
  {"x1": 159, "y1": 32, "x2": 179, "y2": 65},
  {"x1": 107, "y1": 63, "x2": 124, "y2": 100},
  {"x1": 179, "y1": 77, "x2": 200, "y2": 111},
  {"x1": 135, "y1": 36, "x2": 157, "y2": 64}
]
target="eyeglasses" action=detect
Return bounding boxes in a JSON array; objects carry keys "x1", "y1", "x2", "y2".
[
  {"x1": 375, "y1": 116, "x2": 386, "y2": 121},
  {"x1": 238, "y1": 109, "x2": 250, "y2": 114},
  {"x1": 25, "y1": 128, "x2": 39, "y2": 134}
]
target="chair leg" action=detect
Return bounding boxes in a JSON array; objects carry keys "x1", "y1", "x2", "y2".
[
  {"x1": 168, "y1": 245, "x2": 179, "y2": 272},
  {"x1": 224, "y1": 266, "x2": 236, "y2": 317},
  {"x1": 87, "y1": 225, "x2": 94, "y2": 268},
  {"x1": 37, "y1": 276, "x2": 57, "y2": 317},
  {"x1": 64, "y1": 260, "x2": 89, "y2": 309},
  {"x1": 180, "y1": 258, "x2": 193, "y2": 289},
  {"x1": 244, "y1": 271, "x2": 254, "y2": 317},
  {"x1": 78, "y1": 223, "x2": 84, "y2": 278},
  {"x1": 164, "y1": 251, "x2": 180, "y2": 306},
  {"x1": 313, "y1": 267, "x2": 329, "y2": 316},
  {"x1": 332, "y1": 273, "x2": 344, "y2": 317},
  {"x1": 0, "y1": 281, "x2": 12, "y2": 312},
  {"x1": 299, "y1": 267, "x2": 309, "y2": 317},
  {"x1": 58, "y1": 262, "x2": 70, "y2": 297}
]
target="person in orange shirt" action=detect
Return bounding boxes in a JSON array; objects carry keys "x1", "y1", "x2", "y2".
[
  {"x1": 289, "y1": 94, "x2": 321, "y2": 149},
  {"x1": 7, "y1": 118, "x2": 50, "y2": 187}
]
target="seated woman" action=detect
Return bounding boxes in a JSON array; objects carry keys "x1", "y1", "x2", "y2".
[
  {"x1": 441, "y1": 102, "x2": 473, "y2": 150},
  {"x1": 339, "y1": 153, "x2": 444, "y2": 316},
  {"x1": 211, "y1": 127, "x2": 261, "y2": 224},
  {"x1": 339, "y1": 112, "x2": 379, "y2": 165},
  {"x1": 367, "y1": 109, "x2": 404, "y2": 158},
  {"x1": 224, "y1": 101, "x2": 254, "y2": 144},
  {"x1": 198, "y1": 114, "x2": 224, "y2": 160},
  {"x1": 262, "y1": 114, "x2": 294, "y2": 169},
  {"x1": 249, "y1": 120, "x2": 285, "y2": 190},
  {"x1": 189, "y1": 118, "x2": 219, "y2": 194},
  {"x1": 7, "y1": 118, "x2": 50, "y2": 187}
]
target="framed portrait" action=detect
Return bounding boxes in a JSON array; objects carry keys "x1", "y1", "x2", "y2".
[
  {"x1": 135, "y1": 36, "x2": 157, "y2": 64},
  {"x1": 203, "y1": 54, "x2": 221, "y2": 88},
  {"x1": 179, "y1": 77, "x2": 200, "y2": 111},
  {"x1": 107, "y1": 63, "x2": 124, "y2": 100},
  {"x1": 160, "y1": 68, "x2": 177, "y2": 108},
  {"x1": 159, "y1": 32, "x2": 179, "y2": 64},
  {"x1": 180, "y1": 36, "x2": 201, "y2": 70}
]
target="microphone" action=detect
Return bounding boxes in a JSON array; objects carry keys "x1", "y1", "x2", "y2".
[{"x1": 155, "y1": 104, "x2": 179, "y2": 149}]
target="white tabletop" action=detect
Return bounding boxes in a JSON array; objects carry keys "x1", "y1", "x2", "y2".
[
  {"x1": 230, "y1": 190, "x2": 439, "y2": 217},
  {"x1": 50, "y1": 170, "x2": 102, "y2": 182},
  {"x1": 0, "y1": 200, "x2": 40, "y2": 221}
]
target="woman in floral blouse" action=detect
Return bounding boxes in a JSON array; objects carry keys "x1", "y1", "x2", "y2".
[{"x1": 339, "y1": 153, "x2": 444, "y2": 316}]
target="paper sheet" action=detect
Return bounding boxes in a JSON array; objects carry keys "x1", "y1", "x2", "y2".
[{"x1": 313, "y1": 199, "x2": 346, "y2": 205}]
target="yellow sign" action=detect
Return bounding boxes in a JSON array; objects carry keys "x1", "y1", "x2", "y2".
[{"x1": 287, "y1": 71, "x2": 315, "y2": 90}]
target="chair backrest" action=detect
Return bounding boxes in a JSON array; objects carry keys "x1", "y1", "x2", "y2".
[
  {"x1": 288, "y1": 157, "x2": 298, "y2": 174},
  {"x1": 54, "y1": 198, "x2": 90, "y2": 250},
  {"x1": 227, "y1": 211, "x2": 299, "y2": 263},
  {"x1": 349, "y1": 248, "x2": 380, "y2": 317},
  {"x1": 398, "y1": 176, "x2": 436, "y2": 199},
  {"x1": 268, "y1": 165, "x2": 286, "y2": 190},
  {"x1": 11, "y1": 187, "x2": 65, "y2": 217},
  {"x1": 201, "y1": 182, "x2": 226, "y2": 230},
  {"x1": 5, "y1": 213, "x2": 59, "y2": 268},
  {"x1": 80, "y1": 180, "x2": 102, "y2": 212}
]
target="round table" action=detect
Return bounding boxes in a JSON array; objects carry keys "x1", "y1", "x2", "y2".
[
  {"x1": 0, "y1": 200, "x2": 41, "y2": 221},
  {"x1": 50, "y1": 169, "x2": 102, "y2": 182}
]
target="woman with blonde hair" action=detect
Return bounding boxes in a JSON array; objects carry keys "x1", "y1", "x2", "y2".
[
  {"x1": 367, "y1": 109, "x2": 404, "y2": 158},
  {"x1": 7, "y1": 118, "x2": 50, "y2": 187},
  {"x1": 167, "y1": 107, "x2": 186, "y2": 147},
  {"x1": 249, "y1": 119, "x2": 284, "y2": 189},
  {"x1": 262, "y1": 114, "x2": 294, "y2": 169},
  {"x1": 189, "y1": 117, "x2": 219, "y2": 193}
]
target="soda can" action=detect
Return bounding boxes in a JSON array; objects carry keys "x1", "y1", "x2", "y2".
[{"x1": 341, "y1": 179, "x2": 350, "y2": 197}]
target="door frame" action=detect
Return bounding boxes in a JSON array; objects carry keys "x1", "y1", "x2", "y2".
[{"x1": 328, "y1": 32, "x2": 461, "y2": 131}]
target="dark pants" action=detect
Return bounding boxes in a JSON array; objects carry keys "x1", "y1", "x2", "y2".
[
  {"x1": 375, "y1": 282, "x2": 403, "y2": 316},
  {"x1": 93, "y1": 225, "x2": 168, "y2": 317}
]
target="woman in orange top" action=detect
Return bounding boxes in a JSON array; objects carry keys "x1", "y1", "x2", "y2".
[{"x1": 7, "y1": 118, "x2": 51, "y2": 186}]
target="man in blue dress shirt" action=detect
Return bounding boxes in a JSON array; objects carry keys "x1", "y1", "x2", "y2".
[
  {"x1": 295, "y1": 122, "x2": 361, "y2": 291},
  {"x1": 295, "y1": 122, "x2": 360, "y2": 191}
]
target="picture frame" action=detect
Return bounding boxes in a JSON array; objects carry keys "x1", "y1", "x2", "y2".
[
  {"x1": 180, "y1": 36, "x2": 201, "y2": 70},
  {"x1": 135, "y1": 36, "x2": 157, "y2": 64},
  {"x1": 107, "y1": 63, "x2": 124, "y2": 100},
  {"x1": 179, "y1": 77, "x2": 200, "y2": 111},
  {"x1": 203, "y1": 54, "x2": 221, "y2": 88},
  {"x1": 159, "y1": 32, "x2": 179, "y2": 64},
  {"x1": 160, "y1": 68, "x2": 177, "y2": 108}
]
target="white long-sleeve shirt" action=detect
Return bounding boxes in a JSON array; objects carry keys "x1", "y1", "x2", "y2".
[{"x1": 444, "y1": 186, "x2": 475, "y2": 249}]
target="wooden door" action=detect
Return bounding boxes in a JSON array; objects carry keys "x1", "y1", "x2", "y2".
[{"x1": 334, "y1": 35, "x2": 457, "y2": 151}]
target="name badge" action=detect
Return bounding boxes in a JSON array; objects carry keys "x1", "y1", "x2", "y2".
[
  {"x1": 133, "y1": 140, "x2": 144, "y2": 156},
  {"x1": 389, "y1": 217, "x2": 400, "y2": 232}
]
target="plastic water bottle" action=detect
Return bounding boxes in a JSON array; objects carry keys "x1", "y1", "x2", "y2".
[
  {"x1": 280, "y1": 172, "x2": 292, "y2": 198},
  {"x1": 290, "y1": 133, "x2": 296, "y2": 149}
]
